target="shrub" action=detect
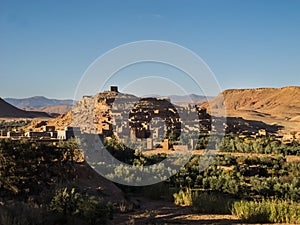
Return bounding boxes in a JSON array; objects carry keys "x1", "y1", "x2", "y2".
[
  {"x1": 231, "y1": 200, "x2": 270, "y2": 223},
  {"x1": 142, "y1": 182, "x2": 175, "y2": 200},
  {"x1": 49, "y1": 187, "x2": 82, "y2": 216},
  {"x1": 49, "y1": 187, "x2": 112, "y2": 224},
  {"x1": 173, "y1": 188, "x2": 192, "y2": 206},
  {"x1": 0, "y1": 139, "x2": 76, "y2": 196},
  {"x1": 174, "y1": 189, "x2": 236, "y2": 214},
  {"x1": 0, "y1": 204, "x2": 39, "y2": 225},
  {"x1": 192, "y1": 191, "x2": 236, "y2": 214},
  {"x1": 0, "y1": 203, "x2": 60, "y2": 225},
  {"x1": 231, "y1": 199, "x2": 300, "y2": 224}
]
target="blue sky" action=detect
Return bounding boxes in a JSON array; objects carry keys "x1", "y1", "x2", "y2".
[{"x1": 0, "y1": 0, "x2": 299, "y2": 99}]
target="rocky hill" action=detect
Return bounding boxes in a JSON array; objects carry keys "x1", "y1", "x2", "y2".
[
  {"x1": 0, "y1": 98, "x2": 51, "y2": 119},
  {"x1": 29, "y1": 91, "x2": 139, "y2": 132},
  {"x1": 26, "y1": 86, "x2": 300, "y2": 134},
  {"x1": 201, "y1": 86, "x2": 300, "y2": 132}
]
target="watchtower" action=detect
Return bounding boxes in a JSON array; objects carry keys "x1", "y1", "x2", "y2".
[{"x1": 110, "y1": 86, "x2": 118, "y2": 92}]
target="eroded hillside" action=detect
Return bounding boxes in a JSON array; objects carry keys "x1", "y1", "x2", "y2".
[{"x1": 201, "y1": 86, "x2": 300, "y2": 132}]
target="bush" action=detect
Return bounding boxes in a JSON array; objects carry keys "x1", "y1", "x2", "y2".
[
  {"x1": 49, "y1": 187, "x2": 82, "y2": 216},
  {"x1": 231, "y1": 200, "x2": 270, "y2": 223},
  {"x1": 173, "y1": 189, "x2": 236, "y2": 214},
  {"x1": 49, "y1": 187, "x2": 112, "y2": 225},
  {"x1": 231, "y1": 199, "x2": 300, "y2": 224},
  {"x1": 0, "y1": 139, "x2": 76, "y2": 196},
  {"x1": 173, "y1": 188, "x2": 192, "y2": 206},
  {"x1": 0, "y1": 204, "x2": 40, "y2": 225},
  {"x1": 192, "y1": 192, "x2": 235, "y2": 214},
  {"x1": 0, "y1": 203, "x2": 60, "y2": 225},
  {"x1": 142, "y1": 182, "x2": 176, "y2": 200}
]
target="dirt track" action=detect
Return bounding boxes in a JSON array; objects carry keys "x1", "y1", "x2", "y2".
[
  {"x1": 110, "y1": 197, "x2": 294, "y2": 225},
  {"x1": 111, "y1": 197, "x2": 241, "y2": 225}
]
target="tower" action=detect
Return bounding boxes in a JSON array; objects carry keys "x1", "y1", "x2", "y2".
[{"x1": 110, "y1": 86, "x2": 118, "y2": 92}]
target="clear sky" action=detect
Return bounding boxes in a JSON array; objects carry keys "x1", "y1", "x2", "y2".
[{"x1": 0, "y1": 0, "x2": 299, "y2": 99}]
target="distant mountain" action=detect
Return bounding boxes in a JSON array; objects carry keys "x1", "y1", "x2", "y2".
[
  {"x1": 4, "y1": 96, "x2": 74, "y2": 109},
  {"x1": 140, "y1": 94, "x2": 212, "y2": 106},
  {"x1": 0, "y1": 98, "x2": 51, "y2": 118},
  {"x1": 28, "y1": 105, "x2": 73, "y2": 115},
  {"x1": 168, "y1": 94, "x2": 211, "y2": 102}
]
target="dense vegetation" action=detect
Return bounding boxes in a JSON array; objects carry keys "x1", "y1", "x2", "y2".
[
  {"x1": 169, "y1": 153, "x2": 300, "y2": 223},
  {"x1": 107, "y1": 134, "x2": 300, "y2": 223},
  {"x1": 0, "y1": 133, "x2": 300, "y2": 224},
  {"x1": 0, "y1": 120, "x2": 30, "y2": 132},
  {"x1": 220, "y1": 134, "x2": 300, "y2": 155},
  {"x1": 193, "y1": 133, "x2": 300, "y2": 155},
  {"x1": 0, "y1": 139, "x2": 112, "y2": 225},
  {"x1": 170, "y1": 154, "x2": 300, "y2": 200},
  {"x1": 171, "y1": 137, "x2": 300, "y2": 223}
]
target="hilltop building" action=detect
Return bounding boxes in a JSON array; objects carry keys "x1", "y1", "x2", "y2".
[
  {"x1": 24, "y1": 131, "x2": 53, "y2": 139},
  {"x1": 7, "y1": 131, "x2": 23, "y2": 138},
  {"x1": 110, "y1": 86, "x2": 118, "y2": 92},
  {"x1": 146, "y1": 138, "x2": 153, "y2": 149},
  {"x1": 57, "y1": 126, "x2": 80, "y2": 140}
]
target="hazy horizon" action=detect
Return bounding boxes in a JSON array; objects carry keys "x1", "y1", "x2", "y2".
[{"x1": 2, "y1": 84, "x2": 300, "y2": 100}]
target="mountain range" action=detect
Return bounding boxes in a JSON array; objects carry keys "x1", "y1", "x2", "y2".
[
  {"x1": 0, "y1": 98, "x2": 51, "y2": 119},
  {"x1": 1, "y1": 86, "x2": 300, "y2": 133},
  {"x1": 4, "y1": 96, "x2": 74, "y2": 115},
  {"x1": 141, "y1": 93, "x2": 210, "y2": 100},
  {"x1": 3, "y1": 95, "x2": 209, "y2": 115},
  {"x1": 4, "y1": 96, "x2": 74, "y2": 109},
  {"x1": 141, "y1": 94, "x2": 211, "y2": 106},
  {"x1": 4, "y1": 94, "x2": 209, "y2": 109}
]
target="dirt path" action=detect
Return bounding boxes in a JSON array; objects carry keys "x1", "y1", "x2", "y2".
[
  {"x1": 110, "y1": 197, "x2": 242, "y2": 225},
  {"x1": 110, "y1": 197, "x2": 296, "y2": 225}
]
